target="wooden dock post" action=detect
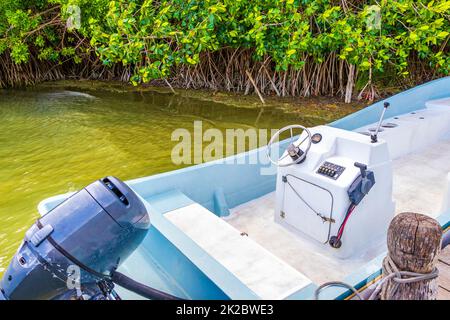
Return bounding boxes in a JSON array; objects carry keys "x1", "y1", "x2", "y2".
[{"x1": 381, "y1": 212, "x2": 442, "y2": 300}]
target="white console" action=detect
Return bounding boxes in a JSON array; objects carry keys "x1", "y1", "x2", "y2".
[{"x1": 274, "y1": 125, "x2": 395, "y2": 259}]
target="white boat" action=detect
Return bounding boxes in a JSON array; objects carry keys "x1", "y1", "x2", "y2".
[{"x1": 2, "y1": 77, "x2": 450, "y2": 300}]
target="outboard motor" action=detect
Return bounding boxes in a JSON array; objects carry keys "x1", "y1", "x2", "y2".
[{"x1": 0, "y1": 176, "x2": 150, "y2": 300}]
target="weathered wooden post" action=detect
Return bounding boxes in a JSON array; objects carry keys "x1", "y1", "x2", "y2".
[{"x1": 381, "y1": 212, "x2": 442, "y2": 300}]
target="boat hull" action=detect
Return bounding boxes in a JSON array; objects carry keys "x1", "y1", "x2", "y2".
[{"x1": 37, "y1": 76, "x2": 450, "y2": 300}]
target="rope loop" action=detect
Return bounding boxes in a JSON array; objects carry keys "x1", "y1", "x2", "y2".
[
  {"x1": 315, "y1": 255, "x2": 439, "y2": 300},
  {"x1": 368, "y1": 255, "x2": 439, "y2": 300}
]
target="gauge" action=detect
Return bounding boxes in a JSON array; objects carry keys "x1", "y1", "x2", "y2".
[{"x1": 311, "y1": 133, "x2": 322, "y2": 144}]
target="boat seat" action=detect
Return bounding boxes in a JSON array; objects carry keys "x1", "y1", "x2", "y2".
[{"x1": 153, "y1": 190, "x2": 312, "y2": 299}]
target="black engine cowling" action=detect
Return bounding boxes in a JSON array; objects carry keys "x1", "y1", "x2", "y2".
[{"x1": 0, "y1": 176, "x2": 150, "y2": 300}]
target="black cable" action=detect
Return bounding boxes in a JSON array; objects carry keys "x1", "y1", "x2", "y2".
[
  {"x1": 36, "y1": 219, "x2": 109, "y2": 280},
  {"x1": 336, "y1": 203, "x2": 356, "y2": 241},
  {"x1": 314, "y1": 281, "x2": 363, "y2": 300},
  {"x1": 111, "y1": 271, "x2": 183, "y2": 300},
  {"x1": 329, "y1": 203, "x2": 356, "y2": 248}
]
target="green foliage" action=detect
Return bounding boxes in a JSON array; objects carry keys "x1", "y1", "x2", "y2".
[
  {"x1": 0, "y1": 0, "x2": 108, "y2": 64},
  {"x1": 0, "y1": 0, "x2": 449, "y2": 85}
]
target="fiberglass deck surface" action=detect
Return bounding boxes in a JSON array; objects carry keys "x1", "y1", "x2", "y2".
[
  {"x1": 164, "y1": 203, "x2": 312, "y2": 299},
  {"x1": 225, "y1": 137, "x2": 450, "y2": 285},
  {"x1": 225, "y1": 192, "x2": 367, "y2": 284},
  {"x1": 393, "y1": 138, "x2": 450, "y2": 217}
]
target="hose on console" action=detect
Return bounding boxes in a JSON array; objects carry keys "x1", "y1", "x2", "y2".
[{"x1": 329, "y1": 203, "x2": 356, "y2": 248}]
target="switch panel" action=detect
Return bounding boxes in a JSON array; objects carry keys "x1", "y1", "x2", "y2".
[{"x1": 317, "y1": 161, "x2": 345, "y2": 180}]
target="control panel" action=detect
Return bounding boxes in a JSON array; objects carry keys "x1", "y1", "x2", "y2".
[
  {"x1": 275, "y1": 125, "x2": 395, "y2": 259},
  {"x1": 317, "y1": 161, "x2": 345, "y2": 180}
]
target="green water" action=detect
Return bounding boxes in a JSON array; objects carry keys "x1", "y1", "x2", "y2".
[{"x1": 0, "y1": 85, "x2": 330, "y2": 275}]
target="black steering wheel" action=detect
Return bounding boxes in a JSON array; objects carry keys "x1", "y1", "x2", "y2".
[{"x1": 266, "y1": 125, "x2": 312, "y2": 167}]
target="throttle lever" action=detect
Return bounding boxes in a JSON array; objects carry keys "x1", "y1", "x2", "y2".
[
  {"x1": 354, "y1": 162, "x2": 367, "y2": 178},
  {"x1": 371, "y1": 102, "x2": 390, "y2": 143},
  {"x1": 348, "y1": 162, "x2": 376, "y2": 205}
]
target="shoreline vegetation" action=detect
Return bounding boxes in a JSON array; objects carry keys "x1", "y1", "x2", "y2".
[
  {"x1": 0, "y1": 1, "x2": 448, "y2": 103},
  {"x1": 35, "y1": 79, "x2": 369, "y2": 121}
]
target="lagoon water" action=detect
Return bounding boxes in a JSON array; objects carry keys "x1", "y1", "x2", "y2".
[{"x1": 0, "y1": 84, "x2": 331, "y2": 275}]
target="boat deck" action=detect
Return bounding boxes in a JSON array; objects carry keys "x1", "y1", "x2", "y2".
[
  {"x1": 225, "y1": 192, "x2": 370, "y2": 284},
  {"x1": 393, "y1": 138, "x2": 450, "y2": 217},
  {"x1": 225, "y1": 137, "x2": 450, "y2": 285},
  {"x1": 165, "y1": 202, "x2": 312, "y2": 299},
  {"x1": 357, "y1": 98, "x2": 450, "y2": 216}
]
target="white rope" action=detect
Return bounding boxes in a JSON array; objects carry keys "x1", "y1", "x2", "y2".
[
  {"x1": 368, "y1": 255, "x2": 439, "y2": 300},
  {"x1": 314, "y1": 255, "x2": 439, "y2": 300}
]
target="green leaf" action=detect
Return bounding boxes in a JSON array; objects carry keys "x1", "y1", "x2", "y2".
[
  {"x1": 438, "y1": 31, "x2": 449, "y2": 39},
  {"x1": 286, "y1": 49, "x2": 296, "y2": 56},
  {"x1": 409, "y1": 32, "x2": 419, "y2": 42}
]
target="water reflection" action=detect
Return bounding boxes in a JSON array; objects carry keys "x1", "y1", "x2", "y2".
[{"x1": 0, "y1": 85, "x2": 327, "y2": 274}]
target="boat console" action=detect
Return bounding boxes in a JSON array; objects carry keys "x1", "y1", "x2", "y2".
[{"x1": 268, "y1": 125, "x2": 395, "y2": 259}]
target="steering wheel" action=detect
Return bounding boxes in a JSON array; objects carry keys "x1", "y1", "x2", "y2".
[{"x1": 266, "y1": 125, "x2": 312, "y2": 167}]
